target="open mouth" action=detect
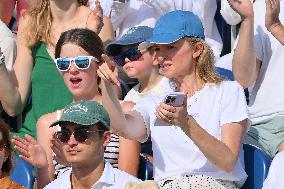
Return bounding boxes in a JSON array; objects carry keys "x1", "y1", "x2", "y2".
[{"x1": 70, "y1": 78, "x2": 82, "y2": 85}]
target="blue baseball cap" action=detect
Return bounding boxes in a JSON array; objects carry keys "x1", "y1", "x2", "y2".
[
  {"x1": 144, "y1": 10, "x2": 205, "y2": 44},
  {"x1": 106, "y1": 26, "x2": 153, "y2": 56}
]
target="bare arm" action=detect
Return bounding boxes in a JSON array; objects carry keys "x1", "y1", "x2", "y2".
[
  {"x1": 0, "y1": 15, "x2": 33, "y2": 116},
  {"x1": 156, "y1": 99, "x2": 247, "y2": 172},
  {"x1": 184, "y1": 118, "x2": 247, "y2": 172},
  {"x1": 118, "y1": 136, "x2": 141, "y2": 176},
  {"x1": 265, "y1": 0, "x2": 284, "y2": 45},
  {"x1": 36, "y1": 113, "x2": 58, "y2": 189},
  {"x1": 117, "y1": 101, "x2": 141, "y2": 176},
  {"x1": 99, "y1": 16, "x2": 115, "y2": 46},
  {"x1": 98, "y1": 55, "x2": 147, "y2": 141},
  {"x1": 227, "y1": 0, "x2": 256, "y2": 88}
]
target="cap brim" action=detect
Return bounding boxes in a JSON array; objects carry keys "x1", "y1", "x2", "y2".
[
  {"x1": 138, "y1": 42, "x2": 154, "y2": 51},
  {"x1": 145, "y1": 33, "x2": 183, "y2": 44},
  {"x1": 106, "y1": 41, "x2": 141, "y2": 56},
  {"x1": 49, "y1": 119, "x2": 100, "y2": 127}
]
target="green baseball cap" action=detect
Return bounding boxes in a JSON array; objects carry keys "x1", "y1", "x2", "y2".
[{"x1": 50, "y1": 100, "x2": 110, "y2": 129}]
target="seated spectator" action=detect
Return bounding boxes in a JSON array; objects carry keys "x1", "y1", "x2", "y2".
[
  {"x1": 0, "y1": 118, "x2": 26, "y2": 189},
  {"x1": 99, "y1": 10, "x2": 248, "y2": 188},
  {"x1": 17, "y1": 100, "x2": 141, "y2": 189},
  {"x1": 106, "y1": 26, "x2": 174, "y2": 161},
  {"x1": 12, "y1": 28, "x2": 140, "y2": 189},
  {"x1": 228, "y1": 0, "x2": 284, "y2": 188},
  {"x1": 0, "y1": 0, "x2": 111, "y2": 142}
]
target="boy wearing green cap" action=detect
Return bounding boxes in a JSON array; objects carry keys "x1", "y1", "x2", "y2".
[{"x1": 42, "y1": 100, "x2": 140, "y2": 189}]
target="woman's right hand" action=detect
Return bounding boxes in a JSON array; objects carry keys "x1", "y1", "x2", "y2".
[
  {"x1": 97, "y1": 54, "x2": 120, "y2": 86},
  {"x1": 12, "y1": 134, "x2": 48, "y2": 169}
]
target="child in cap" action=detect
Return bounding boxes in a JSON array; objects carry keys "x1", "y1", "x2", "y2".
[{"x1": 106, "y1": 26, "x2": 174, "y2": 161}]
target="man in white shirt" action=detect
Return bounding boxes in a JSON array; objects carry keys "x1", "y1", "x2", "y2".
[{"x1": 44, "y1": 100, "x2": 140, "y2": 189}]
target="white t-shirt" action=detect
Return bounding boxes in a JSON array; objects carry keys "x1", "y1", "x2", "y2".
[
  {"x1": 124, "y1": 77, "x2": 173, "y2": 103},
  {"x1": 248, "y1": 0, "x2": 284, "y2": 125},
  {"x1": 44, "y1": 161, "x2": 140, "y2": 189},
  {"x1": 133, "y1": 81, "x2": 248, "y2": 186},
  {"x1": 0, "y1": 20, "x2": 16, "y2": 71}
]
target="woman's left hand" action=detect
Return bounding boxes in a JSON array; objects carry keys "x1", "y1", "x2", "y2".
[{"x1": 155, "y1": 97, "x2": 189, "y2": 128}]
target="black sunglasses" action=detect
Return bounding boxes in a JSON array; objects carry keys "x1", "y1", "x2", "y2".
[
  {"x1": 54, "y1": 129, "x2": 103, "y2": 143},
  {"x1": 113, "y1": 47, "x2": 142, "y2": 66}
]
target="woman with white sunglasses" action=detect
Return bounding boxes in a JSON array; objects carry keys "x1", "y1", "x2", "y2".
[
  {"x1": 0, "y1": 0, "x2": 114, "y2": 141},
  {"x1": 12, "y1": 28, "x2": 140, "y2": 189}
]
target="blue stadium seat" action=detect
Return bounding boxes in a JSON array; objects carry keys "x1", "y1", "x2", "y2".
[
  {"x1": 10, "y1": 156, "x2": 35, "y2": 189},
  {"x1": 241, "y1": 143, "x2": 272, "y2": 189},
  {"x1": 216, "y1": 67, "x2": 234, "y2": 81},
  {"x1": 138, "y1": 153, "x2": 153, "y2": 181}
]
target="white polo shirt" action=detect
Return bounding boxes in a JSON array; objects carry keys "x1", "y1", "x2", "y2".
[
  {"x1": 44, "y1": 161, "x2": 140, "y2": 189},
  {"x1": 133, "y1": 81, "x2": 248, "y2": 187}
]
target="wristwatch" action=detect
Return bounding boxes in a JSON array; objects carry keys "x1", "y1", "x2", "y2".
[{"x1": 0, "y1": 47, "x2": 5, "y2": 65}]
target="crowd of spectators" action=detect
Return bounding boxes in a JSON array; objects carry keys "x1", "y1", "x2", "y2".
[{"x1": 0, "y1": 0, "x2": 283, "y2": 188}]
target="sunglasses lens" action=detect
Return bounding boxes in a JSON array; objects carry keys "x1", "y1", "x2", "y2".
[
  {"x1": 74, "y1": 57, "x2": 91, "y2": 69},
  {"x1": 56, "y1": 58, "x2": 70, "y2": 71},
  {"x1": 57, "y1": 131, "x2": 71, "y2": 143},
  {"x1": 74, "y1": 129, "x2": 89, "y2": 143},
  {"x1": 113, "y1": 55, "x2": 125, "y2": 66},
  {"x1": 126, "y1": 48, "x2": 141, "y2": 61}
]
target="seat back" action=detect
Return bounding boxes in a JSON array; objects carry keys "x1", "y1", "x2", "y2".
[
  {"x1": 138, "y1": 154, "x2": 153, "y2": 181},
  {"x1": 216, "y1": 67, "x2": 234, "y2": 81},
  {"x1": 10, "y1": 156, "x2": 35, "y2": 189},
  {"x1": 241, "y1": 143, "x2": 272, "y2": 189}
]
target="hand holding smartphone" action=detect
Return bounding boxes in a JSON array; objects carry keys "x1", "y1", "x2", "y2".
[{"x1": 154, "y1": 92, "x2": 187, "y2": 126}]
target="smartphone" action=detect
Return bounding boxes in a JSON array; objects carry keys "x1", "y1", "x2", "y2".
[
  {"x1": 163, "y1": 92, "x2": 187, "y2": 106},
  {"x1": 154, "y1": 92, "x2": 187, "y2": 126}
]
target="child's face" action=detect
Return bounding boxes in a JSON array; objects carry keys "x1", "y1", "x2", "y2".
[{"x1": 119, "y1": 45, "x2": 155, "y2": 79}]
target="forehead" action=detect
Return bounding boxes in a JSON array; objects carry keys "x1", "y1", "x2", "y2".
[{"x1": 60, "y1": 43, "x2": 90, "y2": 58}]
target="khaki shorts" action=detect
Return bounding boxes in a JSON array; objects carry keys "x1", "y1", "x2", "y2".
[{"x1": 244, "y1": 116, "x2": 284, "y2": 157}]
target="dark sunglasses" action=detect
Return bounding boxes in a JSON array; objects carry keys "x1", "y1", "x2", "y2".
[
  {"x1": 54, "y1": 56, "x2": 99, "y2": 72},
  {"x1": 54, "y1": 129, "x2": 103, "y2": 143},
  {"x1": 0, "y1": 139, "x2": 7, "y2": 151},
  {"x1": 113, "y1": 47, "x2": 142, "y2": 66}
]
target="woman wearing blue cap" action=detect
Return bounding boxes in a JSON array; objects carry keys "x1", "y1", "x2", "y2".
[{"x1": 99, "y1": 10, "x2": 248, "y2": 188}]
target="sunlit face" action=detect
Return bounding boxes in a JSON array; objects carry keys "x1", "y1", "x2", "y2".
[
  {"x1": 120, "y1": 46, "x2": 154, "y2": 79},
  {"x1": 59, "y1": 43, "x2": 100, "y2": 100},
  {"x1": 153, "y1": 39, "x2": 198, "y2": 80},
  {"x1": 60, "y1": 123, "x2": 110, "y2": 168}
]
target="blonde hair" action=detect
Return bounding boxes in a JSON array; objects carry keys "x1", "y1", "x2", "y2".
[
  {"x1": 185, "y1": 37, "x2": 225, "y2": 84},
  {"x1": 24, "y1": 0, "x2": 88, "y2": 47}
]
